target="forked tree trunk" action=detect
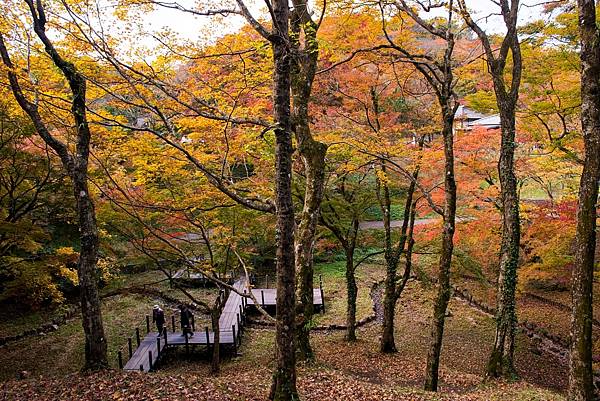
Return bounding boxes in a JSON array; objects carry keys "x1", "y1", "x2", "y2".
[
  {"x1": 379, "y1": 158, "x2": 420, "y2": 353},
  {"x1": 568, "y1": 1, "x2": 600, "y2": 400},
  {"x1": 455, "y1": 0, "x2": 523, "y2": 377}
]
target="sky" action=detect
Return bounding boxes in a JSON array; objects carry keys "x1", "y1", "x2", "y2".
[{"x1": 139, "y1": 0, "x2": 547, "y2": 44}]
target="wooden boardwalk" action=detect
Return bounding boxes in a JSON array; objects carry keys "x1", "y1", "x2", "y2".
[
  {"x1": 246, "y1": 288, "x2": 323, "y2": 308},
  {"x1": 122, "y1": 278, "x2": 324, "y2": 371}
]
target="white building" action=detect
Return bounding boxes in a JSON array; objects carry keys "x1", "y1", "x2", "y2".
[{"x1": 454, "y1": 105, "x2": 500, "y2": 133}]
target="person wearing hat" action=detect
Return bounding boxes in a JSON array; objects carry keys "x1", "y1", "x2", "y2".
[{"x1": 152, "y1": 305, "x2": 165, "y2": 337}]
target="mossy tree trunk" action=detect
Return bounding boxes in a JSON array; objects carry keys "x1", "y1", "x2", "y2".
[
  {"x1": 568, "y1": 1, "x2": 600, "y2": 400},
  {"x1": 290, "y1": 0, "x2": 327, "y2": 362},
  {"x1": 456, "y1": 0, "x2": 523, "y2": 379},
  {"x1": 487, "y1": 105, "x2": 520, "y2": 378}
]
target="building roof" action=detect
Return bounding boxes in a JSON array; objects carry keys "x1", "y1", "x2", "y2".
[
  {"x1": 456, "y1": 105, "x2": 487, "y2": 121},
  {"x1": 470, "y1": 114, "x2": 501, "y2": 128}
]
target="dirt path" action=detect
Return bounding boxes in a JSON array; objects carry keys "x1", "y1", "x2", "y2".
[
  {"x1": 359, "y1": 219, "x2": 436, "y2": 230},
  {"x1": 359, "y1": 217, "x2": 471, "y2": 230}
]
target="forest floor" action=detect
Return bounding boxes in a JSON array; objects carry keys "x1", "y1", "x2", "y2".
[{"x1": 0, "y1": 262, "x2": 568, "y2": 400}]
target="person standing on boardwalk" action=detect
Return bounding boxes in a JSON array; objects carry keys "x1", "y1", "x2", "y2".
[
  {"x1": 152, "y1": 305, "x2": 165, "y2": 337},
  {"x1": 179, "y1": 304, "x2": 194, "y2": 336}
]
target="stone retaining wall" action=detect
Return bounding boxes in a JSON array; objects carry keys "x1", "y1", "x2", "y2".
[{"x1": 0, "y1": 305, "x2": 78, "y2": 347}]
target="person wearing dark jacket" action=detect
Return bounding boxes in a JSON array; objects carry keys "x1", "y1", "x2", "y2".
[
  {"x1": 152, "y1": 305, "x2": 165, "y2": 337},
  {"x1": 179, "y1": 304, "x2": 194, "y2": 336}
]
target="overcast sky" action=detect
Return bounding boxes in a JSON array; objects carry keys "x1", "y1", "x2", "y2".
[{"x1": 133, "y1": 0, "x2": 547, "y2": 50}]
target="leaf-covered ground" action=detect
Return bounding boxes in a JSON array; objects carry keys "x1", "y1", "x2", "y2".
[
  {"x1": 0, "y1": 265, "x2": 567, "y2": 400},
  {"x1": 0, "y1": 369, "x2": 562, "y2": 401}
]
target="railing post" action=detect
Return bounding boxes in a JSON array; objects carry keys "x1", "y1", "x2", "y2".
[
  {"x1": 156, "y1": 337, "x2": 161, "y2": 359},
  {"x1": 261, "y1": 290, "x2": 265, "y2": 308},
  {"x1": 163, "y1": 327, "x2": 168, "y2": 346},
  {"x1": 185, "y1": 331, "x2": 189, "y2": 355},
  {"x1": 265, "y1": 274, "x2": 269, "y2": 289},
  {"x1": 139, "y1": 364, "x2": 143, "y2": 371},
  {"x1": 135, "y1": 328, "x2": 140, "y2": 346},
  {"x1": 146, "y1": 315, "x2": 150, "y2": 334},
  {"x1": 239, "y1": 304, "x2": 244, "y2": 325},
  {"x1": 148, "y1": 350, "x2": 153, "y2": 371},
  {"x1": 320, "y1": 274, "x2": 325, "y2": 314},
  {"x1": 171, "y1": 315, "x2": 176, "y2": 332},
  {"x1": 118, "y1": 351, "x2": 123, "y2": 369},
  {"x1": 237, "y1": 313, "x2": 241, "y2": 335},
  {"x1": 232, "y1": 324, "x2": 237, "y2": 353},
  {"x1": 128, "y1": 337, "x2": 133, "y2": 358},
  {"x1": 243, "y1": 290, "x2": 247, "y2": 307}
]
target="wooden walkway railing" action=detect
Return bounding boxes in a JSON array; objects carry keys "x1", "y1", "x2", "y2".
[{"x1": 120, "y1": 277, "x2": 324, "y2": 371}]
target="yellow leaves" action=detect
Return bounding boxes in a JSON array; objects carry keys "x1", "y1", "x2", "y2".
[
  {"x1": 55, "y1": 247, "x2": 76, "y2": 256},
  {"x1": 58, "y1": 266, "x2": 79, "y2": 286},
  {"x1": 375, "y1": 169, "x2": 390, "y2": 186}
]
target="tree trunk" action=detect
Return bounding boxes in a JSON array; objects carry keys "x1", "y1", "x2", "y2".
[
  {"x1": 74, "y1": 176, "x2": 107, "y2": 370},
  {"x1": 424, "y1": 107, "x2": 457, "y2": 392},
  {"x1": 569, "y1": 1, "x2": 600, "y2": 399},
  {"x1": 378, "y1": 163, "x2": 399, "y2": 353},
  {"x1": 486, "y1": 80, "x2": 521, "y2": 381},
  {"x1": 295, "y1": 140, "x2": 326, "y2": 360},
  {"x1": 345, "y1": 249, "x2": 357, "y2": 341},
  {"x1": 269, "y1": 0, "x2": 298, "y2": 397},
  {"x1": 380, "y1": 264, "x2": 398, "y2": 352},
  {"x1": 320, "y1": 201, "x2": 360, "y2": 343}
]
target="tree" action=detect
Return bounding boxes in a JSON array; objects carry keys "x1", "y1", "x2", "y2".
[
  {"x1": 568, "y1": 0, "x2": 600, "y2": 399},
  {"x1": 376, "y1": 157, "x2": 422, "y2": 352},
  {"x1": 315, "y1": 9, "x2": 440, "y2": 350},
  {"x1": 320, "y1": 162, "x2": 379, "y2": 341},
  {"x1": 458, "y1": 0, "x2": 523, "y2": 378},
  {"x1": 0, "y1": 0, "x2": 108, "y2": 370},
  {"x1": 0, "y1": 100, "x2": 77, "y2": 308},
  {"x1": 378, "y1": 0, "x2": 460, "y2": 390},
  {"x1": 53, "y1": 0, "x2": 299, "y2": 392}
]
